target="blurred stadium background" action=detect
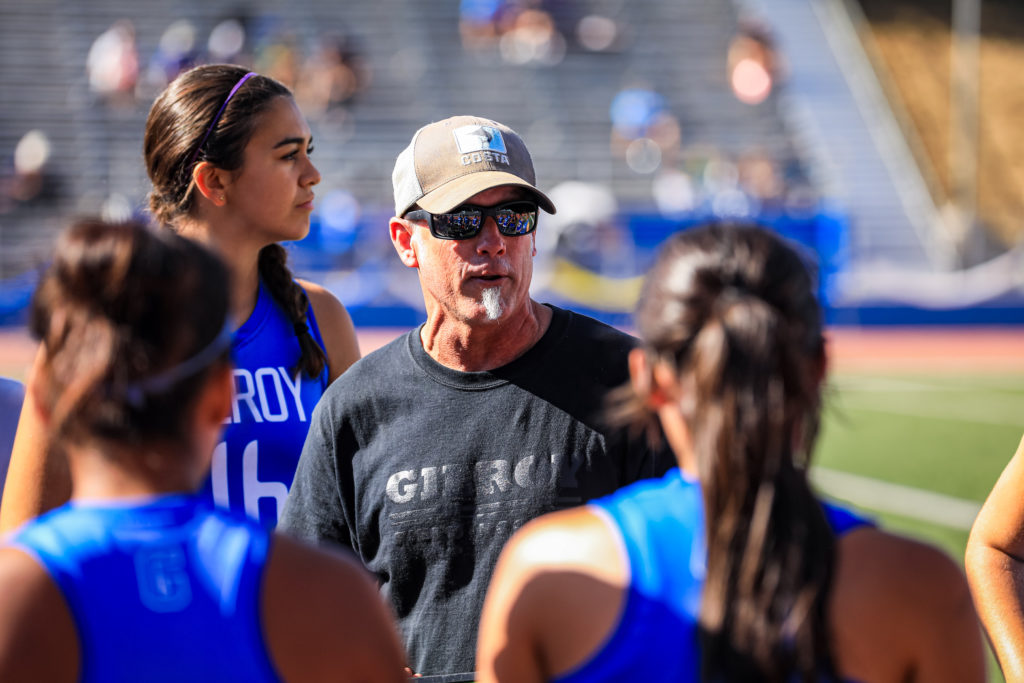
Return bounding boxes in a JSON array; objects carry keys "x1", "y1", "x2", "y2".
[
  {"x1": 1, "y1": 0, "x2": 1022, "y2": 326},
  {"x1": 0, "y1": 0, "x2": 1022, "y2": 677}
]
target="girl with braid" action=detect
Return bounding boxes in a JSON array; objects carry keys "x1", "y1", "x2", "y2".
[
  {"x1": 0, "y1": 64, "x2": 360, "y2": 531},
  {"x1": 477, "y1": 224, "x2": 984, "y2": 682},
  {"x1": 0, "y1": 219, "x2": 404, "y2": 681}
]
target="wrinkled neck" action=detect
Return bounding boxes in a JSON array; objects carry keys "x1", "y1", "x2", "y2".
[{"x1": 420, "y1": 300, "x2": 552, "y2": 372}]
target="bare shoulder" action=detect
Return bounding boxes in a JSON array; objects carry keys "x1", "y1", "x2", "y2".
[
  {"x1": 838, "y1": 527, "x2": 969, "y2": 597},
  {"x1": 831, "y1": 527, "x2": 985, "y2": 682},
  {"x1": 298, "y1": 279, "x2": 352, "y2": 333},
  {"x1": 0, "y1": 547, "x2": 78, "y2": 682},
  {"x1": 501, "y1": 505, "x2": 625, "y2": 579},
  {"x1": 478, "y1": 506, "x2": 627, "y2": 682},
  {"x1": 261, "y1": 534, "x2": 405, "y2": 683},
  {"x1": 264, "y1": 532, "x2": 376, "y2": 595},
  {"x1": 297, "y1": 279, "x2": 343, "y2": 315},
  {"x1": 296, "y1": 279, "x2": 361, "y2": 381}
]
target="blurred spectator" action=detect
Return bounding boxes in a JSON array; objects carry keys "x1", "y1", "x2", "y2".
[
  {"x1": 610, "y1": 87, "x2": 665, "y2": 143},
  {"x1": 207, "y1": 17, "x2": 250, "y2": 64},
  {"x1": 0, "y1": 130, "x2": 56, "y2": 213},
  {"x1": 459, "y1": 0, "x2": 510, "y2": 52},
  {"x1": 144, "y1": 19, "x2": 200, "y2": 92},
  {"x1": 575, "y1": 13, "x2": 627, "y2": 53},
  {"x1": 652, "y1": 168, "x2": 698, "y2": 218},
  {"x1": 86, "y1": 20, "x2": 138, "y2": 107},
  {"x1": 737, "y1": 147, "x2": 786, "y2": 213},
  {"x1": 609, "y1": 85, "x2": 681, "y2": 173},
  {"x1": 652, "y1": 143, "x2": 803, "y2": 221},
  {"x1": 498, "y1": 6, "x2": 566, "y2": 66},
  {"x1": 460, "y1": 0, "x2": 565, "y2": 65},
  {"x1": 727, "y1": 18, "x2": 782, "y2": 106},
  {"x1": 294, "y1": 31, "x2": 370, "y2": 119},
  {"x1": 100, "y1": 192, "x2": 135, "y2": 224},
  {"x1": 255, "y1": 31, "x2": 302, "y2": 91}
]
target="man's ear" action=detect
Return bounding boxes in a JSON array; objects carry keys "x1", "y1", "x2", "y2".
[
  {"x1": 389, "y1": 217, "x2": 419, "y2": 269},
  {"x1": 192, "y1": 161, "x2": 230, "y2": 207}
]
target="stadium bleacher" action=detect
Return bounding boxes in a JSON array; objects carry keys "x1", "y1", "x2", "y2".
[{"x1": 1, "y1": 0, "x2": 1018, "y2": 326}]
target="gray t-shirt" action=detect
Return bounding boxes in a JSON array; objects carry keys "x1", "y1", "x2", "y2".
[{"x1": 280, "y1": 305, "x2": 674, "y2": 676}]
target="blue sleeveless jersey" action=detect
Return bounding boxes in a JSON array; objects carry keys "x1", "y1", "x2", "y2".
[
  {"x1": 201, "y1": 280, "x2": 329, "y2": 528},
  {"x1": 11, "y1": 495, "x2": 281, "y2": 682},
  {"x1": 555, "y1": 468, "x2": 870, "y2": 683}
]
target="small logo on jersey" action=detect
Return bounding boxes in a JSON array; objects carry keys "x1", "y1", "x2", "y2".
[{"x1": 135, "y1": 545, "x2": 193, "y2": 613}]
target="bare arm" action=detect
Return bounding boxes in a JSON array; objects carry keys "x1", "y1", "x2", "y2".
[
  {"x1": 477, "y1": 507, "x2": 627, "y2": 683},
  {"x1": 261, "y1": 534, "x2": 407, "y2": 683},
  {"x1": 0, "y1": 547, "x2": 78, "y2": 682},
  {"x1": 0, "y1": 348, "x2": 70, "y2": 534},
  {"x1": 299, "y1": 280, "x2": 360, "y2": 383},
  {"x1": 966, "y1": 434, "x2": 1024, "y2": 681}
]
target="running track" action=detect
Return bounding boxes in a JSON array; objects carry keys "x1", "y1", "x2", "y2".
[{"x1": 1, "y1": 325, "x2": 1023, "y2": 381}]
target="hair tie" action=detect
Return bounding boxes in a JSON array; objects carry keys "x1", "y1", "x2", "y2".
[
  {"x1": 120, "y1": 321, "x2": 233, "y2": 407},
  {"x1": 189, "y1": 72, "x2": 257, "y2": 166}
]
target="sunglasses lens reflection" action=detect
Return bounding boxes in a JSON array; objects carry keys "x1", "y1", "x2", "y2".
[
  {"x1": 432, "y1": 202, "x2": 538, "y2": 239},
  {"x1": 494, "y1": 203, "x2": 537, "y2": 236},
  {"x1": 434, "y1": 211, "x2": 483, "y2": 239}
]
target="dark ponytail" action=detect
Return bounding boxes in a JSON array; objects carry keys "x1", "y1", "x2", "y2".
[
  {"x1": 619, "y1": 223, "x2": 832, "y2": 681},
  {"x1": 144, "y1": 64, "x2": 324, "y2": 377}
]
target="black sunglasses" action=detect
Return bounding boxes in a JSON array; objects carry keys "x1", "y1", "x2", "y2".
[{"x1": 404, "y1": 201, "x2": 539, "y2": 240}]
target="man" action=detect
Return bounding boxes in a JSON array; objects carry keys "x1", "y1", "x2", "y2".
[{"x1": 280, "y1": 115, "x2": 673, "y2": 677}]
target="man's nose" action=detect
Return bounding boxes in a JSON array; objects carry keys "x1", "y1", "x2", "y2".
[{"x1": 475, "y1": 218, "x2": 506, "y2": 255}]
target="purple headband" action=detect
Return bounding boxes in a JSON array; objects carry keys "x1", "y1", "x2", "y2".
[{"x1": 189, "y1": 71, "x2": 257, "y2": 165}]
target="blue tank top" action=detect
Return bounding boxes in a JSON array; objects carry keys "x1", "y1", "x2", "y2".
[
  {"x1": 201, "y1": 280, "x2": 329, "y2": 528},
  {"x1": 11, "y1": 494, "x2": 281, "y2": 682},
  {"x1": 555, "y1": 468, "x2": 870, "y2": 683}
]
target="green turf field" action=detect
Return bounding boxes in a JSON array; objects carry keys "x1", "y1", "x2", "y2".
[{"x1": 813, "y1": 370, "x2": 1024, "y2": 682}]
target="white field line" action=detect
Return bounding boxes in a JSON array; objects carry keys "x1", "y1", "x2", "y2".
[
  {"x1": 812, "y1": 467, "x2": 981, "y2": 531},
  {"x1": 831, "y1": 374, "x2": 1024, "y2": 393},
  {"x1": 826, "y1": 392, "x2": 1024, "y2": 427}
]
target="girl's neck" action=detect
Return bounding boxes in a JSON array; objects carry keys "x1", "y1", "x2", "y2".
[
  {"x1": 174, "y1": 218, "x2": 263, "y2": 325},
  {"x1": 67, "y1": 443, "x2": 203, "y2": 502}
]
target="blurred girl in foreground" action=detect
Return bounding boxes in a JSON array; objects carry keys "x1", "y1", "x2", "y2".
[
  {"x1": 477, "y1": 223, "x2": 984, "y2": 682},
  {"x1": 0, "y1": 64, "x2": 360, "y2": 531},
  {"x1": 0, "y1": 219, "x2": 404, "y2": 682}
]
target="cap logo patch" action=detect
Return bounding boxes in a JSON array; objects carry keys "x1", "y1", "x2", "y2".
[
  {"x1": 454, "y1": 125, "x2": 507, "y2": 154},
  {"x1": 453, "y1": 124, "x2": 510, "y2": 167}
]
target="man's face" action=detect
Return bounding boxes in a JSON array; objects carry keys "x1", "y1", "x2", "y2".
[{"x1": 406, "y1": 185, "x2": 538, "y2": 327}]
